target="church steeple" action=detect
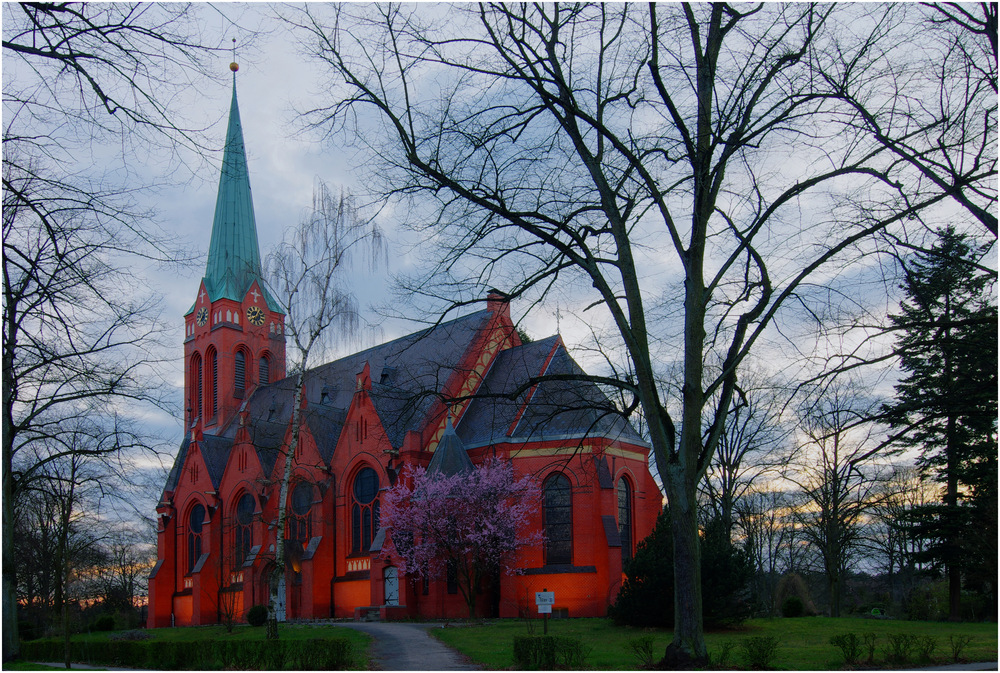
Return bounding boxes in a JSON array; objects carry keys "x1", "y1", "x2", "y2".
[
  {"x1": 183, "y1": 63, "x2": 286, "y2": 431},
  {"x1": 203, "y1": 73, "x2": 275, "y2": 308}
]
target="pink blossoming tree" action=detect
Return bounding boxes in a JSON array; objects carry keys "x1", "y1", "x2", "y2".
[{"x1": 380, "y1": 458, "x2": 542, "y2": 617}]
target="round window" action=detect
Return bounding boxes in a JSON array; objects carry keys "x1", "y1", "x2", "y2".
[{"x1": 353, "y1": 467, "x2": 378, "y2": 505}]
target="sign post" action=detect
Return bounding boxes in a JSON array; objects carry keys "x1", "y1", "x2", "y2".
[{"x1": 535, "y1": 589, "x2": 555, "y2": 635}]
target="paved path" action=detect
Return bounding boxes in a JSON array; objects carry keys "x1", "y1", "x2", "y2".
[{"x1": 336, "y1": 622, "x2": 482, "y2": 670}]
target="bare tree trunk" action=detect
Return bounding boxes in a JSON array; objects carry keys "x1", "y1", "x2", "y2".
[
  {"x1": 267, "y1": 373, "x2": 305, "y2": 639},
  {"x1": 663, "y1": 472, "x2": 704, "y2": 662},
  {"x1": 59, "y1": 461, "x2": 77, "y2": 669}
]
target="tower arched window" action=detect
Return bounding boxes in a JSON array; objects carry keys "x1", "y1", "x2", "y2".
[
  {"x1": 234, "y1": 493, "x2": 254, "y2": 567},
  {"x1": 206, "y1": 348, "x2": 218, "y2": 418},
  {"x1": 543, "y1": 473, "x2": 572, "y2": 565},
  {"x1": 617, "y1": 477, "x2": 633, "y2": 564},
  {"x1": 234, "y1": 349, "x2": 246, "y2": 397},
  {"x1": 188, "y1": 503, "x2": 206, "y2": 573},
  {"x1": 189, "y1": 353, "x2": 203, "y2": 421},
  {"x1": 351, "y1": 467, "x2": 380, "y2": 554},
  {"x1": 259, "y1": 354, "x2": 270, "y2": 386},
  {"x1": 289, "y1": 481, "x2": 314, "y2": 546}
]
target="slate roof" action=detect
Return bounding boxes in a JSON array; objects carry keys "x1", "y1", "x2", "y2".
[
  {"x1": 426, "y1": 418, "x2": 474, "y2": 477},
  {"x1": 160, "y1": 431, "x2": 232, "y2": 498},
  {"x1": 163, "y1": 434, "x2": 192, "y2": 495},
  {"x1": 163, "y1": 308, "x2": 645, "y2": 501},
  {"x1": 296, "y1": 309, "x2": 491, "y2": 449},
  {"x1": 199, "y1": 434, "x2": 233, "y2": 489},
  {"x1": 456, "y1": 336, "x2": 645, "y2": 449}
]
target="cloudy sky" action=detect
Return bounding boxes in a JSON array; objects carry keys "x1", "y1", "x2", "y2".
[{"x1": 8, "y1": 4, "x2": 992, "y2": 522}]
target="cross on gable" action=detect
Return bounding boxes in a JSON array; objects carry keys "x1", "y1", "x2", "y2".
[
  {"x1": 199, "y1": 288, "x2": 207, "y2": 304},
  {"x1": 250, "y1": 288, "x2": 261, "y2": 303}
]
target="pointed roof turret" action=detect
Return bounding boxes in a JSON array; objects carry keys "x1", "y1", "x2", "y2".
[
  {"x1": 426, "y1": 415, "x2": 474, "y2": 477},
  {"x1": 202, "y1": 70, "x2": 279, "y2": 310}
]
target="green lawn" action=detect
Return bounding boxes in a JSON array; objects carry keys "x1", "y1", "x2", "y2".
[{"x1": 432, "y1": 616, "x2": 999, "y2": 670}]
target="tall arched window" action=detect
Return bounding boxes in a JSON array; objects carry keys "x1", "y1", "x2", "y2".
[
  {"x1": 234, "y1": 493, "x2": 254, "y2": 567},
  {"x1": 188, "y1": 503, "x2": 205, "y2": 573},
  {"x1": 543, "y1": 474, "x2": 572, "y2": 565},
  {"x1": 234, "y1": 349, "x2": 246, "y2": 397},
  {"x1": 190, "y1": 353, "x2": 202, "y2": 421},
  {"x1": 206, "y1": 348, "x2": 218, "y2": 418},
  {"x1": 259, "y1": 354, "x2": 270, "y2": 386},
  {"x1": 289, "y1": 481, "x2": 313, "y2": 546},
  {"x1": 617, "y1": 478, "x2": 633, "y2": 564},
  {"x1": 351, "y1": 467, "x2": 380, "y2": 554}
]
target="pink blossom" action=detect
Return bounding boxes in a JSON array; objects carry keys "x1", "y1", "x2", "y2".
[{"x1": 379, "y1": 458, "x2": 542, "y2": 616}]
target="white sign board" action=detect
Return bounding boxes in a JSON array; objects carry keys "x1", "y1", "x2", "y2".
[
  {"x1": 535, "y1": 591, "x2": 555, "y2": 605},
  {"x1": 537, "y1": 604, "x2": 552, "y2": 614}
]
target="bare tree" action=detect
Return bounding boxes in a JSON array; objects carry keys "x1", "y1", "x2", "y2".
[
  {"x1": 824, "y1": 3, "x2": 996, "y2": 236},
  {"x1": 734, "y1": 487, "x2": 799, "y2": 615},
  {"x1": 701, "y1": 370, "x2": 791, "y2": 539},
  {"x1": 784, "y1": 382, "x2": 888, "y2": 617},
  {"x1": 863, "y1": 466, "x2": 933, "y2": 610},
  {"x1": 1, "y1": 4, "x2": 224, "y2": 657},
  {"x1": 282, "y1": 3, "x2": 981, "y2": 660},
  {"x1": 262, "y1": 180, "x2": 384, "y2": 639}
]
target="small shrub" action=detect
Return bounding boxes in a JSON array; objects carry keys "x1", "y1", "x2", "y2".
[
  {"x1": 554, "y1": 637, "x2": 591, "y2": 668},
  {"x1": 862, "y1": 632, "x2": 878, "y2": 663},
  {"x1": 246, "y1": 604, "x2": 269, "y2": 627},
  {"x1": 915, "y1": 635, "x2": 937, "y2": 663},
  {"x1": 829, "y1": 633, "x2": 862, "y2": 665},
  {"x1": 948, "y1": 634, "x2": 973, "y2": 662},
  {"x1": 781, "y1": 595, "x2": 804, "y2": 618},
  {"x1": 512, "y1": 635, "x2": 589, "y2": 669},
  {"x1": 91, "y1": 615, "x2": 115, "y2": 632},
  {"x1": 740, "y1": 636, "x2": 780, "y2": 669},
  {"x1": 712, "y1": 640, "x2": 737, "y2": 668},
  {"x1": 629, "y1": 635, "x2": 657, "y2": 669},
  {"x1": 883, "y1": 633, "x2": 915, "y2": 665}
]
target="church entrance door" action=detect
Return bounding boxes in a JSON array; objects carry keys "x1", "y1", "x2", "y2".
[{"x1": 384, "y1": 567, "x2": 399, "y2": 606}]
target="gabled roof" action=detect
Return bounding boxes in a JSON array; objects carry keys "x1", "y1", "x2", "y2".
[
  {"x1": 162, "y1": 433, "x2": 192, "y2": 496},
  {"x1": 160, "y1": 431, "x2": 231, "y2": 499},
  {"x1": 426, "y1": 418, "x2": 474, "y2": 477},
  {"x1": 304, "y1": 404, "x2": 347, "y2": 464},
  {"x1": 234, "y1": 309, "x2": 492, "y2": 450},
  {"x1": 456, "y1": 336, "x2": 646, "y2": 448},
  {"x1": 201, "y1": 78, "x2": 280, "y2": 312},
  {"x1": 199, "y1": 434, "x2": 232, "y2": 489}
]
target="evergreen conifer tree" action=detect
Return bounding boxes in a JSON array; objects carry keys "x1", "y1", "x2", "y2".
[{"x1": 884, "y1": 227, "x2": 997, "y2": 620}]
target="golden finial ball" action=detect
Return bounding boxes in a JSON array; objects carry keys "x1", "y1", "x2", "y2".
[{"x1": 230, "y1": 62, "x2": 239, "y2": 72}]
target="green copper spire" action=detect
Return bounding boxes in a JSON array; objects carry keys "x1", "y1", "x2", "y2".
[{"x1": 202, "y1": 75, "x2": 277, "y2": 309}]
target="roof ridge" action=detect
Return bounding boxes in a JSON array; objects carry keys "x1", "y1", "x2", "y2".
[{"x1": 284, "y1": 309, "x2": 492, "y2": 383}]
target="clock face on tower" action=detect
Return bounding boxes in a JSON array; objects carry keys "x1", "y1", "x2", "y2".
[
  {"x1": 196, "y1": 307, "x2": 208, "y2": 326},
  {"x1": 246, "y1": 306, "x2": 265, "y2": 326}
]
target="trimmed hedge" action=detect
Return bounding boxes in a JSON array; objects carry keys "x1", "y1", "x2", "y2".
[
  {"x1": 512, "y1": 635, "x2": 590, "y2": 669},
  {"x1": 21, "y1": 637, "x2": 353, "y2": 670}
]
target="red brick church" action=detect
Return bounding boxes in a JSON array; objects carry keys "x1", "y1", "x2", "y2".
[{"x1": 147, "y1": 73, "x2": 661, "y2": 627}]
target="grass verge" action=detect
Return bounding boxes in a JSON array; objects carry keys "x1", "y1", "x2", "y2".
[{"x1": 431, "y1": 616, "x2": 998, "y2": 669}]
